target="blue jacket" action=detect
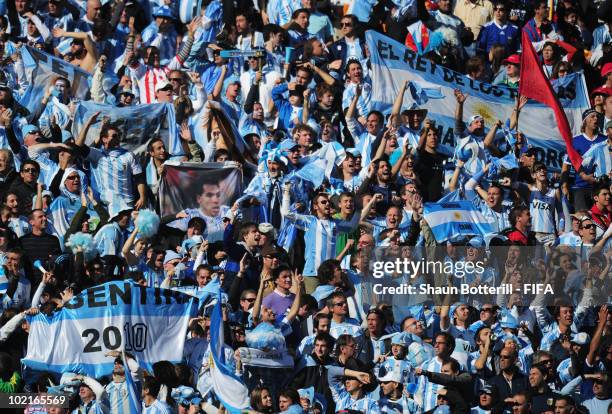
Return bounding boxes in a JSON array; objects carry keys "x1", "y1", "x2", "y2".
[
  {"x1": 271, "y1": 83, "x2": 302, "y2": 131},
  {"x1": 330, "y1": 36, "x2": 366, "y2": 66},
  {"x1": 477, "y1": 21, "x2": 520, "y2": 55}
]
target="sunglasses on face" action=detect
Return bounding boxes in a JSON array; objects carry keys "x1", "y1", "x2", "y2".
[
  {"x1": 23, "y1": 168, "x2": 39, "y2": 174},
  {"x1": 340, "y1": 22, "x2": 352, "y2": 27},
  {"x1": 242, "y1": 297, "x2": 256, "y2": 302},
  {"x1": 582, "y1": 224, "x2": 595, "y2": 229}
]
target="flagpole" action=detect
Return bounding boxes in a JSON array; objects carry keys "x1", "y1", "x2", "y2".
[{"x1": 515, "y1": 93, "x2": 521, "y2": 133}]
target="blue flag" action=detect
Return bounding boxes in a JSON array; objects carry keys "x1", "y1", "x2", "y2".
[
  {"x1": 423, "y1": 200, "x2": 493, "y2": 243},
  {"x1": 209, "y1": 295, "x2": 250, "y2": 413}
]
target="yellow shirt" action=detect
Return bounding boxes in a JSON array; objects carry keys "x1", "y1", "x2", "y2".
[{"x1": 454, "y1": 0, "x2": 494, "y2": 38}]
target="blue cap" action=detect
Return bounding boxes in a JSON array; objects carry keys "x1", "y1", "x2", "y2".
[
  {"x1": 164, "y1": 250, "x2": 182, "y2": 265},
  {"x1": 61, "y1": 130, "x2": 73, "y2": 142},
  {"x1": 279, "y1": 139, "x2": 300, "y2": 152},
  {"x1": 298, "y1": 387, "x2": 314, "y2": 402},
  {"x1": 500, "y1": 312, "x2": 518, "y2": 329},
  {"x1": 22, "y1": 124, "x2": 40, "y2": 136},
  {"x1": 467, "y1": 236, "x2": 485, "y2": 248},
  {"x1": 153, "y1": 5, "x2": 175, "y2": 19},
  {"x1": 346, "y1": 148, "x2": 361, "y2": 157},
  {"x1": 391, "y1": 332, "x2": 409, "y2": 347},
  {"x1": 449, "y1": 302, "x2": 466, "y2": 319},
  {"x1": 223, "y1": 75, "x2": 241, "y2": 88},
  {"x1": 181, "y1": 235, "x2": 203, "y2": 253}
]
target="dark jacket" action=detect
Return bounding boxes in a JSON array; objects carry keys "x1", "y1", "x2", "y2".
[
  {"x1": 8, "y1": 178, "x2": 36, "y2": 215},
  {"x1": 425, "y1": 371, "x2": 474, "y2": 414},
  {"x1": 291, "y1": 353, "x2": 335, "y2": 412},
  {"x1": 330, "y1": 36, "x2": 366, "y2": 66},
  {"x1": 490, "y1": 369, "x2": 529, "y2": 412}
]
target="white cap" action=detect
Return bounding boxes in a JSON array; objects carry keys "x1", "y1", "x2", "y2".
[
  {"x1": 378, "y1": 371, "x2": 402, "y2": 383},
  {"x1": 155, "y1": 80, "x2": 172, "y2": 92}
]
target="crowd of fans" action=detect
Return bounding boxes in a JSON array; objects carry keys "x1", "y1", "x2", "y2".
[{"x1": 0, "y1": 0, "x2": 611, "y2": 412}]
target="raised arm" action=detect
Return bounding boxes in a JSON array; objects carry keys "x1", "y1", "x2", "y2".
[
  {"x1": 52, "y1": 28, "x2": 98, "y2": 70},
  {"x1": 448, "y1": 160, "x2": 465, "y2": 192},
  {"x1": 75, "y1": 111, "x2": 102, "y2": 147},
  {"x1": 390, "y1": 80, "x2": 409, "y2": 123},
  {"x1": 483, "y1": 119, "x2": 503, "y2": 157},
  {"x1": 252, "y1": 273, "x2": 271, "y2": 324},
  {"x1": 211, "y1": 65, "x2": 228, "y2": 101},
  {"x1": 509, "y1": 96, "x2": 528, "y2": 130},
  {"x1": 587, "y1": 306, "x2": 609, "y2": 366},
  {"x1": 391, "y1": 139, "x2": 412, "y2": 178},
  {"x1": 346, "y1": 84, "x2": 362, "y2": 121},
  {"x1": 302, "y1": 89, "x2": 311, "y2": 124},
  {"x1": 453, "y1": 89, "x2": 467, "y2": 136},
  {"x1": 284, "y1": 272, "x2": 304, "y2": 322},
  {"x1": 121, "y1": 228, "x2": 140, "y2": 266},
  {"x1": 301, "y1": 62, "x2": 336, "y2": 86}
]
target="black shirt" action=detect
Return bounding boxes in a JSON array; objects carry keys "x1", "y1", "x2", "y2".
[
  {"x1": 415, "y1": 149, "x2": 448, "y2": 202},
  {"x1": 19, "y1": 232, "x2": 62, "y2": 285}
]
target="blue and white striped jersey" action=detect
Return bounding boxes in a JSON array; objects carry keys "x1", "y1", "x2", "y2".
[
  {"x1": 267, "y1": 0, "x2": 301, "y2": 26},
  {"x1": 283, "y1": 212, "x2": 360, "y2": 276},
  {"x1": 104, "y1": 381, "x2": 131, "y2": 414},
  {"x1": 93, "y1": 222, "x2": 127, "y2": 257},
  {"x1": 557, "y1": 231, "x2": 581, "y2": 247},
  {"x1": 346, "y1": 117, "x2": 378, "y2": 168},
  {"x1": 342, "y1": 81, "x2": 373, "y2": 119},
  {"x1": 378, "y1": 396, "x2": 421, "y2": 413},
  {"x1": 328, "y1": 366, "x2": 381, "y2": 413},
  {"x1": 87, "y1": 147, "x2": 142, "y2": 206},
  {"x1": 415, "y1": 357, "x2": 444, "y2": 412},
  {"x1": 329, "y1": 318, "x2": 364, "y2": 339},
  {"x1": 581, "y1": 140, "x2": 612, "y2": 178},
  {"x1": 71, "y1": 400, "x2": 106, "y2": 414},
  {"x1": 378, "y1": 357, "x2": 413, "y2": 385},
  {"x1": 473, "y1": 198, "x2": 511, "y2": 233},
  {"x1": 141, "y1": 23, "x2": 178, "y2": 66},
  {"x1": 528, "y1": 186, "x2": 559, "y2": 234},
  {"x1": 406, "y1": 339, "x2": 434, "y2": 370},
  {"x1": 540, "y1": 324, "x2": 578, "y2": 352},
  {"x1": 141, "y1": 399, "x2": 172, "y2": 414}
]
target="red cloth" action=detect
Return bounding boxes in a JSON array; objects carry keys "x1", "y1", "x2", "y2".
[
  {"x1": 518, "y1": 31, "x2": 582, "y2": 171},
  {"x1": 590, "y1": 204, "x2": 612, "y2": 230}
]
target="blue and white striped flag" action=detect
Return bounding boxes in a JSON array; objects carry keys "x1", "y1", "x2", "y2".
[
  {"x1": 0, "y1": 267, "x2": 8, "y2": 295},
  {"x1": 122, "y1": 350, "x2": 142, "y2": 414},
  {"x1": 423, "y1": 200, "x2": 493, "y2": 243},
  {"x1": 209, "y1": 296, "x2": 250, "y2": 414}
]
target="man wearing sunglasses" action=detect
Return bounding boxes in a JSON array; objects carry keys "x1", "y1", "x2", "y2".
[
  {"x1": 330, "y1": 15, "x2": 364, "y2": 67},
  {"x1": 477, "y1": 0, "x2": 519, "y2": 55},
  {"x1": 9, "y1": 159, "x2": 40, "y2": 215}
]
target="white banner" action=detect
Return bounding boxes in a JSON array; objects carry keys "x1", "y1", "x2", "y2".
[
  {"x1": 22, "y1": 280, "x2": 199, "y2": 377},
  {"x1": 238, "y1": 347, "x2": 294, "y2": 368},
  {"x1": 366, "y1": 30, "x2": 591, "y2": 172}
]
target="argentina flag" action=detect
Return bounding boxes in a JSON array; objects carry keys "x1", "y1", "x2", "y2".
[
  {"x1": 122, "y1": 350, "x2": 142, "y2": 414},
  {"x1": 209, "y1": 296, "x2": 250, "y2": 414},
  {"x1": 0, "y1": 268, "x2": 8, "y2": 295},
  {"x1": 423, "y1": 200, "x2": 493, "y2": 243}
]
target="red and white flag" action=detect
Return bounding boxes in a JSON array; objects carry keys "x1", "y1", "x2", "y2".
[{"x1": 519, "y1": 31, "x2": 582, "y2": 171}]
